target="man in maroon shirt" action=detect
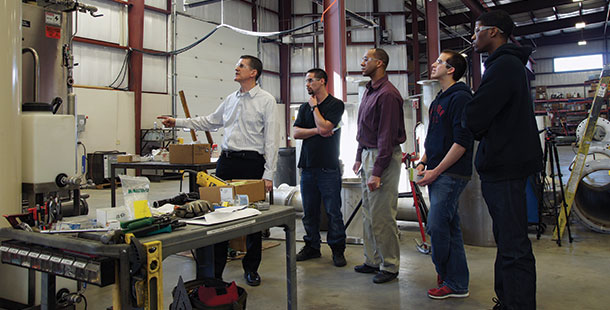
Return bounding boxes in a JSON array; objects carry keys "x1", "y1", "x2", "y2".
[{"x1": 352, "y1": 48, "x2": 406, "y2": 284}]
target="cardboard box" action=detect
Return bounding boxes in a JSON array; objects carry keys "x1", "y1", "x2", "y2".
[
  {"x1": 193, "y1": 144, "x2": 212, "y2": 164},
  {"x1": 117, "y1": 155, "x2": 133, "y2": 163},
  {"x1": 229, "y1": 236, "x2": 247, "y2": 252},
  {"x1": 199, "y1": 185, "x2": 234, "y2": 203},
  {"x1": 169, "y1": 144, "x2": 192, "y2": 164},
  {"x1": 199, "y1": 179, "x2": 266, "y2": 203},
  {"x1": 169, "y1": 144, "x2": 211, "y2": 164},
  {"x1": 232, "y1": 180, "x2": 266, "y2": 202}
]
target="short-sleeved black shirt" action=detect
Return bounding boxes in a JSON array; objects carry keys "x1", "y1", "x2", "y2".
[{"x1": 293, "y1": 94, "x2": 345, "y2": 169}]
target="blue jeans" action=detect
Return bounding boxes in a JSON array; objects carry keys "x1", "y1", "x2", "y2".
[
  {"x1": 427, "y1": 174, "x2": 469, "y2": 293},
  {"x1": 482, "y1": 178, "x2": 536, "y2": 310},
  {"x1": 300, "y1": 167, "x2": 346, "y2": 250}
]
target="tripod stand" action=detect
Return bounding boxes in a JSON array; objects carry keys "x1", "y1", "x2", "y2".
[{"x1": 541, "y1": 128, "x2": 573, "y2": 246}]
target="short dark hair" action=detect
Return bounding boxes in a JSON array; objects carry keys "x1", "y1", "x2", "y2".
[
  {"x1": 306, "y1": 68, "x2": 328, "y2": 85},
  {"x1": 442, "y1": 50, "x2": 467, "y2": 81},
  {"x1": 240, "y1": 55, "x2": 263, "y2": 80},
  {"x1": 476, "y1": 10, "x2": 514, "y2": 38},
  {"x1": 372, "y1": 48, "x2": 390, "y2": 68}
]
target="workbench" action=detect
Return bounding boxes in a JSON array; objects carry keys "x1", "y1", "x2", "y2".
[
  {"x1": 110, "y1": 161, "x2": 217, "y2": 208},
  {"x1": 0, "y1": 205, "x2": 297, "y2": 310}
]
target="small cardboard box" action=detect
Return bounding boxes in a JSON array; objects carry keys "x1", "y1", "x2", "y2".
[
  {"x1": 229, "y1": 236, "x2": 247, "y2": 252},
  {"x1": 199, "y1": 185, "x2": 234, "y2": 203},
  {"x1": 117, "y1": 155, "x2": 133, "y2": 163},
  {"x1": 169, "y1": 144, "x2": 211, "y2": 164},
  {"x1": 193, "y1": 144, "x2": 212, "y2": 164},
  {"x1": 198, "y1": 179, "x2": 266, "y2": 203},
  {"x1": 169, "y1": 144, "x2": 192, "y2": 164},
  {"x1": 232, "y1": 180, "x2": 266, "y2": 202}
]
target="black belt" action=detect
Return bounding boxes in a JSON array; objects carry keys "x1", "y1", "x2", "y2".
[{"x1": 221, "y1": 150, "x2": 262, "y2": 159}]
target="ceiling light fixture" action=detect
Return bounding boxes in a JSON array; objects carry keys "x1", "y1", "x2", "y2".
[
  {"x1": 575, "y1": 22, "x2": 586, "y2": 29},
  {"x1": 578, "y1": 40, "x2": 587, "y2": 45}
]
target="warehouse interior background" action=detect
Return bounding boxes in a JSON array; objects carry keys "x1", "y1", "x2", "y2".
[{"x1": 1, "y1": 0, "x2": 610, "y2": 309}]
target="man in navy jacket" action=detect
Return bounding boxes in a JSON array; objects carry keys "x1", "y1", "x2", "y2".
[
  {"x1": 465, "y1": 10, "x2": 542, "y2": 310},
  {"x1": 416, "y1": 50, "x2": 473, "y2": 300}
]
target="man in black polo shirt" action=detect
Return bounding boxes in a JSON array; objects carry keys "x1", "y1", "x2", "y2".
[{"x1": 293, "y1": 68, "x2": 347, "y2": 267}]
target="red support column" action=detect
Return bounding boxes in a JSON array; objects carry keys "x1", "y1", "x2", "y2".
[
  {"x1": 128, "y1": 0, "x2": 144, "y2": 155},
  {"x1": 279, "y1": 0, "x2": 291, "y2": 147},
  {"x1": 425, "y1": 0, "x2": 440, "y2": 73},
  {"x1": 323, "y1": 0, "x2": 347, "y2": 102}
]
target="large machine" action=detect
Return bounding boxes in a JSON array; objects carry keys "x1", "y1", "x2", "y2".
[
  {"x1": 0, "y1": 2, "x2": 100, "y2": 307},
  {"x1": 20, "y1": 0, "x2": 101, "y2": 216}
]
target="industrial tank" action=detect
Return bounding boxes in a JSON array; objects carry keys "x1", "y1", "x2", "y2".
[{"x1": 22, "y1": 103, "x2": 76, "y2": 185}]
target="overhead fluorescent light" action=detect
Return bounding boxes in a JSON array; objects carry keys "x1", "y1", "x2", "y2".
[
  {"x1": 572, "y1": 0, "x2": 583, "y2": 2},
  {"x1": 578, "y1": 40, "x2": 587, "y2": 46},
  {"x1": 575, "y1": 22, "x2": 586, "y2": 29}
]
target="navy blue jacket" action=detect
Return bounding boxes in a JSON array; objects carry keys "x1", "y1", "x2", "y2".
[
  {"x1": 424, "y1": 82, "x2": 474, "y2": 178},
  {"x1": 465, "y1": 43, "x2": 543, "y2": 181}
]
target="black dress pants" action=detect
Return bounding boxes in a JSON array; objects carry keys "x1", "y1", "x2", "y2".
[{"x1": 195, "y1": 150, "x2": 266, "y2": 279}]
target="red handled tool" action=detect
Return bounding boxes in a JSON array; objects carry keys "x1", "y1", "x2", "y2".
[{"x1": 402, "y1": 152, "x2": 431, "y2": 255}]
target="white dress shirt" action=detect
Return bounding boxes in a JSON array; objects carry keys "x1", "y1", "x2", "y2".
[{"x1": 175, "y1": 84, "x2": 279, "y2": 181}]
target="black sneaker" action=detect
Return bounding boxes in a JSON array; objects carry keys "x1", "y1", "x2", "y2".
[
  {"x1": 354, "y1": 264, "x2": 379, "y2": 273},
  {"x1": 332, "y1": 252, "x2": 347, "y2": 267},
  {"x1": 373, "y1": 270, "x2": 398, "y2": 284},
  {"x1": 296, "y1": 245, "x2": 321, "y2": 261}
]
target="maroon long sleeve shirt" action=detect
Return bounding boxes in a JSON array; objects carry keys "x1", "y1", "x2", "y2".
[{"x1": 356, "y1": 75, "x2": 406, "y2": 177}]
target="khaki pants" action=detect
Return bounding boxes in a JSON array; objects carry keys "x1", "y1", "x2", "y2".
[{"x1": 360, "y1": 146, "x2": 402, "y2": 273}]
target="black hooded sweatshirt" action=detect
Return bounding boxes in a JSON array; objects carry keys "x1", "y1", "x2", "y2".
[
  {"x1": 424, "y1": 82, "x2": 474, "y2": 178},
  {"x1": 465, "y1": 43, "x2": 543, "y2": 182}
]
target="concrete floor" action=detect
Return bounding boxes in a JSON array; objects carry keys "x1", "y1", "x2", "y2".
[{"x1": 75, "y1": 146, "x2": 610, "y2": 310}]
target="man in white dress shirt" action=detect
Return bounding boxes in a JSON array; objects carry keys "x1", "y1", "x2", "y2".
[{"x1": 159, "y1": 55, "x2": 279, "y2": 286}]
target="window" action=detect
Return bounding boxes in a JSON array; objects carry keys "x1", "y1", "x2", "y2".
[{"x1": 554, "y1": 54, "x2": 603, "y2": 72}]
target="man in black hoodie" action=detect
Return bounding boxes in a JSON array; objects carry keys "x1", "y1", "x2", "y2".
[
  {"x1": 465, "y1": 10, "x2": 542, "y2": 310},
  {"x1": 417, "y1": 50, "x2": 474, "y2": 300}
]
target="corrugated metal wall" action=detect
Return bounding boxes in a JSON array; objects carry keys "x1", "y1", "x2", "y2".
[
  {"x1": 291, "y1": 0, "x2": 409, "y2": 105},
  {"x1": 530, "y1": 40, "x2": 608, "y2": 98},
  {"x1": 72, "y1": 0, "x2": 169, "y2": 92}
]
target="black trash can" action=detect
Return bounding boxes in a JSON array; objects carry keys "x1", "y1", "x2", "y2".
[{"x1": 273, "y1": 147, "x2": 296, "y2": 186}]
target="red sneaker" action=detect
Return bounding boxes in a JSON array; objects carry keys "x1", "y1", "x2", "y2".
[
  {"x1": 437, "y1": 274, "x2": 443, "y2": 287},
  {"x1": 427, "y1": 285, "x2": 469, "y2": 299}
]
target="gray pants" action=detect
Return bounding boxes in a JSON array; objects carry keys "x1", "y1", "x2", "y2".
[{"x1": 360, "y1": 146, "x2": 402, "y2": 273}]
